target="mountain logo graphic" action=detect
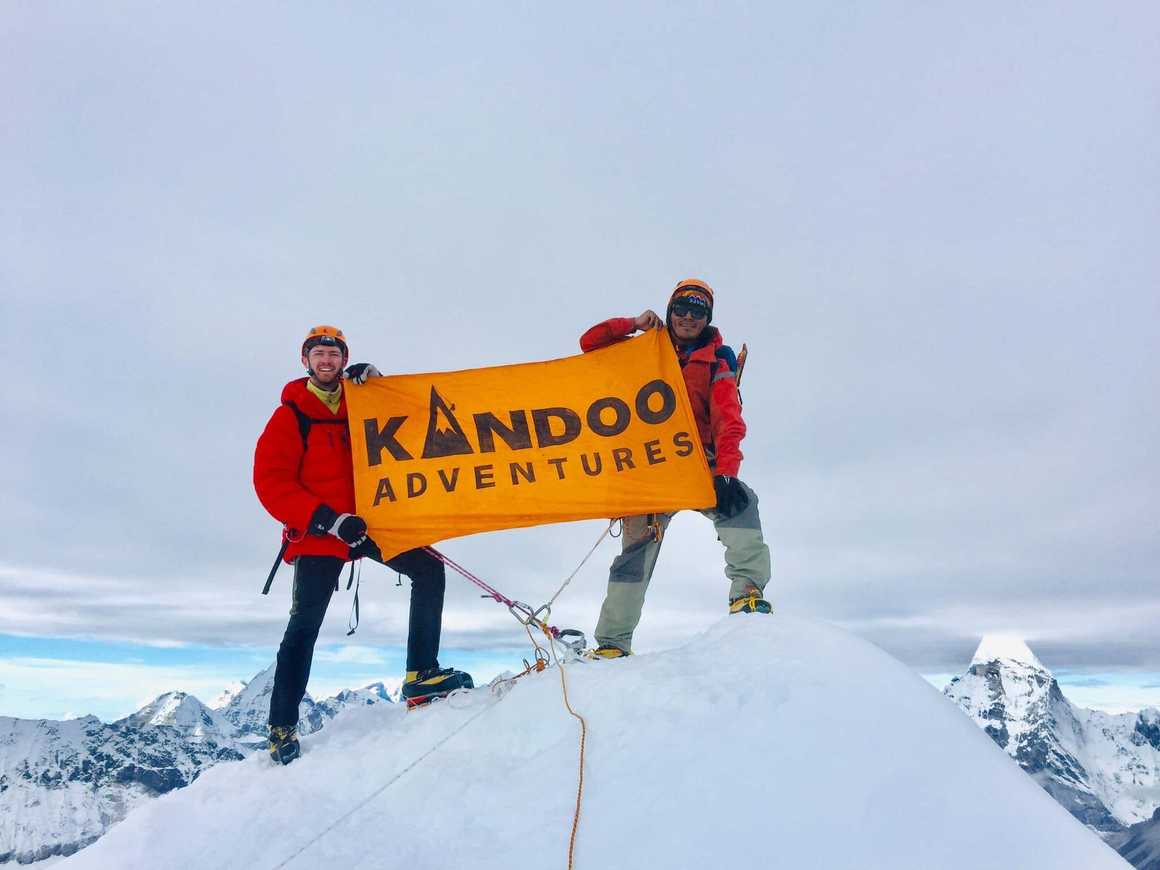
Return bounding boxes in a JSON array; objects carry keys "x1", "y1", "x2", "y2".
[{"x1": 421, "y1": 387, "x2": 474, "y2": 458}]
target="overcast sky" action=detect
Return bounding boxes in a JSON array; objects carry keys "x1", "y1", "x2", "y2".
[{"x1": 2, "y1": 2, "x2": 1158, "y2": 719}]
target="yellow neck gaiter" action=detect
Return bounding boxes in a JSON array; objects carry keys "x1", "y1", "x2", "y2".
[{"x1": 306, "y1": 379, "x2": 343, "y2": 415}]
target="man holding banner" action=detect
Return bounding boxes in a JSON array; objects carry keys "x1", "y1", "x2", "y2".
[
  {"x1": 254, "y1": 326, "x2": 473, "y2": 765},
  {"x1": 339, "y1": 300, "x2": 739, "y2": 664},
  {"x1": 580, "y1": 278, "x2": 772, "y2": 659}
]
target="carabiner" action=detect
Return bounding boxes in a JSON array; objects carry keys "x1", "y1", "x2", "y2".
[
  {"x1": 507, "y1": 601, "x2": 536, "y2": 625},
  {"x1": 529, "y1": 603, "x2": 552, "y2": 628}
]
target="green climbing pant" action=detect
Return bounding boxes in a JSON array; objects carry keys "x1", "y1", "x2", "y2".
[{"x1": 594, "y1": 479, "x2": 771, "y2": 653}]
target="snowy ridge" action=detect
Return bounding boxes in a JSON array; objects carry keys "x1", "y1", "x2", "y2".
[
  {"x1": 209, "y1": 681, "x2": 247, "y2": 710},
  {"x1": 0, "y1": 669, "x2": 392, "y2": 865},
  {"x1": 214, "y1": 664, "x2": 281, "y2": 739},
  {"x1": 945, "y1": 636, "x2": 1160, "y2": 840},
  {"x1": 122, "y1": 692, "x2": 235, "y2": 741},
  {"x1": 57, "y1": 617, "x2": 1127, "y2": 870}
]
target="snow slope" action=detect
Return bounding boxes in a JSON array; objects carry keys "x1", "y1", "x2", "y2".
[
  {"x1": 58, "y1": 616, "x2": 1127, "y2": 870},
  {"x1": 0, "y1": 670, "x2": 392, "y2": 864}
]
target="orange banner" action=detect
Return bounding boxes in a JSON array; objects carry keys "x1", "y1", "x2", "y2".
[{"x1": 345, "y1": 329, "x2": 715, "y2": 559}]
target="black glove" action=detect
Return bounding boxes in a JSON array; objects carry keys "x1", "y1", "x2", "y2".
[
  {"x1": 713, "y1": 475, "x2": 750, "y2": 519},
  {"x1": 308, "y1": 503, "x2": 368, "y2": 546},
  {"x1": 349, "y1": 536, "x2": 383, "y2": 562},
  {"x1": 344, "y1": 363, "x2": 382, "y2": 385}
]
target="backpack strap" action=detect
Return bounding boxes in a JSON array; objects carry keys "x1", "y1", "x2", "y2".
[
  {"x1": 287, "y1": 400, "x2": 311, "y2": 450},
  {"x1": 712, "y1": 345, "x2": 738, "y2": 383},
  {"x1": 282, "y1": 399, "x2": 348, "y2": 449},
  {"x1": 712, "y1": 344, "x2": 745, "y2": 406},
  {"x1": 260, "y1": 400, "x2": 347, "y2": 596},
  {"x1": 261, "y1": 537, "x2": 290, "y2": 595}
]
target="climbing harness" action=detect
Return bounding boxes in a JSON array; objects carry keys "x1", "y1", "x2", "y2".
[
  {"x1": 345, "y1": 560, "x2": 360, "y2": 636},
  {"x1": 645, "y1": 513, "x2": 665, "y2": 544},
  {"x1": 261, "y1": 538, "x2": 290, "y2": 595}
]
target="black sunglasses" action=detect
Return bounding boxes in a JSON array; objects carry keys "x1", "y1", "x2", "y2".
[{"x1": 671, "y1": 302, "x2": 709, "y2": 319}]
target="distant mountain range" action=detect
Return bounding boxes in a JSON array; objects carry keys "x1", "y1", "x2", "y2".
[
  {"x1": 8, "y1": 635, "x2": 1158, "y2": 868},
  {"x1": 0, "y1": 664, "x2": 392, "y2": 865},
  {"x1": 944, "y1": 635, "x2": 1160, "y2": 869}
]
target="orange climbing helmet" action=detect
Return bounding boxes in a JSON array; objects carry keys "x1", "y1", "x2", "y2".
[{"x1": 301, "y1": 325, "x2": 348, "y2": 359}]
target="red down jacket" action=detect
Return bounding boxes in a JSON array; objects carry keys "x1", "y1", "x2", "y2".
[
  {"x1": 579, "y1": 318, "x2": 746, "y2": 477},
  {"x1": 253, "y1": 378, "x2": 356, "y2": 562}
]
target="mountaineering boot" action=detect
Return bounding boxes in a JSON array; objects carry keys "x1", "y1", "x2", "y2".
[
  {"x1": 268, "y1": 725, "x2": 301, "y2": 765},
  {"x1": 583, "y1": 644, "x2": 630, "y2": 660},
  {"x1": 401, "y1": 667, "x2": 474, "y2": 709},
  {"x1": 729, "y1": 587, "x2": 772, "y2": 615}
]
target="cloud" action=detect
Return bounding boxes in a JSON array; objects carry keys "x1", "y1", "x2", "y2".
[
  {"x1": 827, "y1": 600, "x2": 1160, "y2": 673},
  {"x1": 3, "y1": 0, "x2": 1159, "y2": 715},
  {"x1": 0, "y1": 640, "x2": 542, "y2": 723},
  {"x1": 0, "y1": 657, "x2": 245, "y2": 722},
  {"x1": 313, "y1": 645, "x2": 390, "y2": 666},
  {"x1": 1055, "y1": 681, "x2": 1160, "y2": 716}
]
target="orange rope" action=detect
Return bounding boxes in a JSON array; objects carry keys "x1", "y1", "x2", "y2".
[
  {"x1": 544, "y1": 625, "x2": 587, "y2": 870},
  {"x1": 525, "y1": 623, "x2": 549, "y2": 663}
]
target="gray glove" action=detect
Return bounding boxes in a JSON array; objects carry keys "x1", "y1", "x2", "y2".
[
  {"x1": 308, "y1": 504, "x2": 368, "y2": 546},
  {"x1": 344, "y1": 363, "x2": 382, "y2": 385}
]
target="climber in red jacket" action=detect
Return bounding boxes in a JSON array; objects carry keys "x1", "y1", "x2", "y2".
[
  {"x1": 579, "y1": 280, "x2": 773, "y2": 659},
  {"x1": 253, "y1": 326, "x2": 472, "y2": 764}
]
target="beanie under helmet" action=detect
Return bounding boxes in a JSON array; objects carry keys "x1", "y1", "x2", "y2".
[{"x1": 667, "y1": 278, "x2": 715, "y2": 324}]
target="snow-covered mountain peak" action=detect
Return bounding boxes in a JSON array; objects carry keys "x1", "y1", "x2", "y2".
[
  {"x1": 59, "y1": 616, "x2": 1128, "y2": 870},
  {"x1": 946, "y1": 636, "x2": 1160, "y2": 838},
  {"x1": 216, "y1": 664, "x2": 282, "y2": 738},
  {"x1": 118, "y1": 691, "x2": 233, "y2": 741},
  {"x1": 224, "y1": 664, "x2": 276, "y2": 709},
  {"x1": 327, "y1": 682, "x2": 393, "y2": 705},
  {"x1": 956, "y1": 636, "x2": 1058, "y2": 742},
  {"x1": 210, "y1": 680, "x2": 248, "y2": 710},
  {"x1": 971, "y1": 634, "x2": 1045, "y2": 670}
]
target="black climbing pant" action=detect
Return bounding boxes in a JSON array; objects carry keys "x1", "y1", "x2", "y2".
[{"x1": 268, "y1": 548, "x2": 446, "y2": 728}]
